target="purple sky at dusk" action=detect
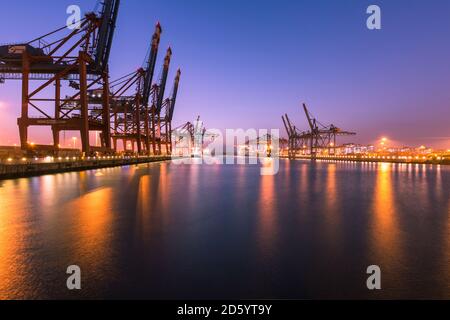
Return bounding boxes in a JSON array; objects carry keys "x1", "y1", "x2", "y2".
[{"x1": 0, "y1": 0, "x2": 449, "y2": 149}]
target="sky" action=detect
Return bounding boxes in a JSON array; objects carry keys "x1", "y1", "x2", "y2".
[{"x1": 0, "y1": 0, "x2": 449, "y2": 148}]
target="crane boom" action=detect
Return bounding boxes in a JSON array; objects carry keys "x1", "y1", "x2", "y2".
[
  {"x1": 281, "y1": 115, "x2": 291, "y2": 137},
  {"x1": 284, "y1": 114, "x2": 295, "y2": 136},
  {"x1": 302, "y1": 103, "x2": 316, "y2": 132},
  {"x1": 168, "y1": 69, "x2": 181, "y2": 122},
  {"x1": 143, "y1": 23, "x2": 162, "y2": 106},
  {"x1": 156, "y1": 47, "x2": 172, "y2": 113},
  {"x1": 94, "y1": 0, "x2": 120, "y2": 73}
]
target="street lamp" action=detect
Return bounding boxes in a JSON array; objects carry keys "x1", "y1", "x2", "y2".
[{"x1": 72, "y1": 137, "x2": 77, "y2": 149}]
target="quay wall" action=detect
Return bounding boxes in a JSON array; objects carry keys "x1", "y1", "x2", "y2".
[
  {"x1": 280, "y1": 155, "x2": 450, "y2": 165},
  {"x1": 0, "y1": 156, "x2": 172, "y2": 180}
]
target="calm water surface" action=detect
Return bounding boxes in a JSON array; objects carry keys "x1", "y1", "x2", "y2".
[{"x1": 0, "y1": 159, "x2": 449, "y2": 299}]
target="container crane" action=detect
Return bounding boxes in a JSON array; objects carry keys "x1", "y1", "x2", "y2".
[
  {"x1": 171, "y1": 117, "x2": 217, "y2": 157},
  {"x1": 172, "y1": 121, "x2": 194, "y2": 156},
  {"x1": 109, "y1": 23, "x2": 162, "y2": 154},
  {"x1": 142, "y1": 23, "x2": 162, "y2": 110},
  {"x1": 193, "y1": 116, "x2": 218, "y2": 157},
  {"x1": 281, "y1": 103, "x2": 356, "y2": 159},
  {"x1": 160, "y1": 69, "x2": 181, "y2": 154},
  {"x1": 282, "y1": 115, "x2": 294, "y2": 158},
  {"x1": 302, "y1": 103, "x2": 356, "y2": 157},
  {"x1": 0, "y1": 0, "x2": 121, "y2": 155},
  {"x1": 149, "y1": 47, "x2": 172, "y2": 155},
  {"x1": 281, "y1": 114, "x2": 310, "y2": 159},
  {"x1": 142, "y1": 23, "x2": 162, "y2": 154}
]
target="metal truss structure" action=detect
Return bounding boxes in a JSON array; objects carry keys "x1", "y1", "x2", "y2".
[{"x1": 282, "y1": 103, "x2": 356, "y2": 159}]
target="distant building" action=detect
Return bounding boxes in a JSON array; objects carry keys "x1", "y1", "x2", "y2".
[{"x1": 340, "y1": 144, "x2": 375, "y2": 155}]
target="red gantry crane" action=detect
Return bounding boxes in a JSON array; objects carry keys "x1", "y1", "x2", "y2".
[
  {"x1": 159, "y1": 68, "x2": 181, "y2": 155},
  {"x1": 148, "y1": 47, "x2": 173, "y2": 155},
  {"x1": 109, "y1": 24, "x2": 180, "y2": 156},
  {"x1": 109, "y1": 23, "x2": 162, "y2": 154},
  {"x1": 0, "y1": 0, "x2": 120, "y2": 155}
]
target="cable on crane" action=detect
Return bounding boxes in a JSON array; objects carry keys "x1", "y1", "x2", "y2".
[{"x1": 110, "y1": 71, "x2": 138, "y2": 85}]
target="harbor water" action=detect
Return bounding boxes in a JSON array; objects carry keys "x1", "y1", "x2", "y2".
[{"x1": 0, "y1": 159, "x2": 449, "y2": 299}]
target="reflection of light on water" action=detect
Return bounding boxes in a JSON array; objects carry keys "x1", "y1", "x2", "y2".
[
  {"x1": 188, "y1": 163, "x2": 200, "y2": 209},
  {"x1": 0, "y1": 180, "x2": 118, "y2": 298},
  {"x1": 137, "y1": 175, "x2": 151, "y2": 216},
  {"x1": 257, "y1": 175, "x2": 277, "y2": 256},
  {"x1": 78, "y1": 171, "x2": 88, "y2": 194},
  {"x1": 371, "y1": 163, "x2": 401, "y2": 269},
  {"x1": 435, "y1": 166, "x2": 442, "y2": 200},
  {"x1": 66, "y1": 187, "x2": 114, "y2": 273},
  {"x1": 324, "y1": 164, "x2": 340, "y2": 244},
  {"x1": 126, "y1": 165, "x2": 138, "y2": 183},
  {"x1": 299, "y1": 164, "x2": 308, "y2": 202},
  {"x1": 447, "y1": 199, "x2": 450, "y2": 290},
  {"x1": 325, "y1": 164, "x2": 337, "y2": 209},
  {"x1": 135, "y1": 164, "x2": 174, "y2": 237},
  {"x1": 158, "y1": 163, "x2": 169, "y2": 213},
  {"x1": 40, "y1": 175, "x2": 57, "y2": 211},
  {"x1": 136, "y1": 175, "x2": 152, "y2": 241},
  {"x1": 0, "y1": 180, "x2": 31, "y2": 299},
  {"x1": 260, "y1": 157, "x2": 273, "y2": 166},
  {"x1": 235, "y1": 164, "x2": 247, "y2": 204},
  {"x1": 435, "y1": 174, "x2": 450, "y2": 289}
]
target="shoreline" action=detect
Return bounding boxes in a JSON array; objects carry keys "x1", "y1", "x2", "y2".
[
  {"x1": 280, "y1": 155, "x2": 449, "y2": 166},
  {"x1": 1, "y1": 154, "x2": 448, "y2": 181},
  {"x1": 0, "y1": 156, "x2": 173, "y2": 180}
]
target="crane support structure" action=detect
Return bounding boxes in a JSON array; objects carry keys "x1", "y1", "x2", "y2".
[
  {"x1": 0, "y1": 0, "x2": 121, "y2": 155},
  {"x1": 109, "y1": 68, "x2": 145, "y2": 153}
]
